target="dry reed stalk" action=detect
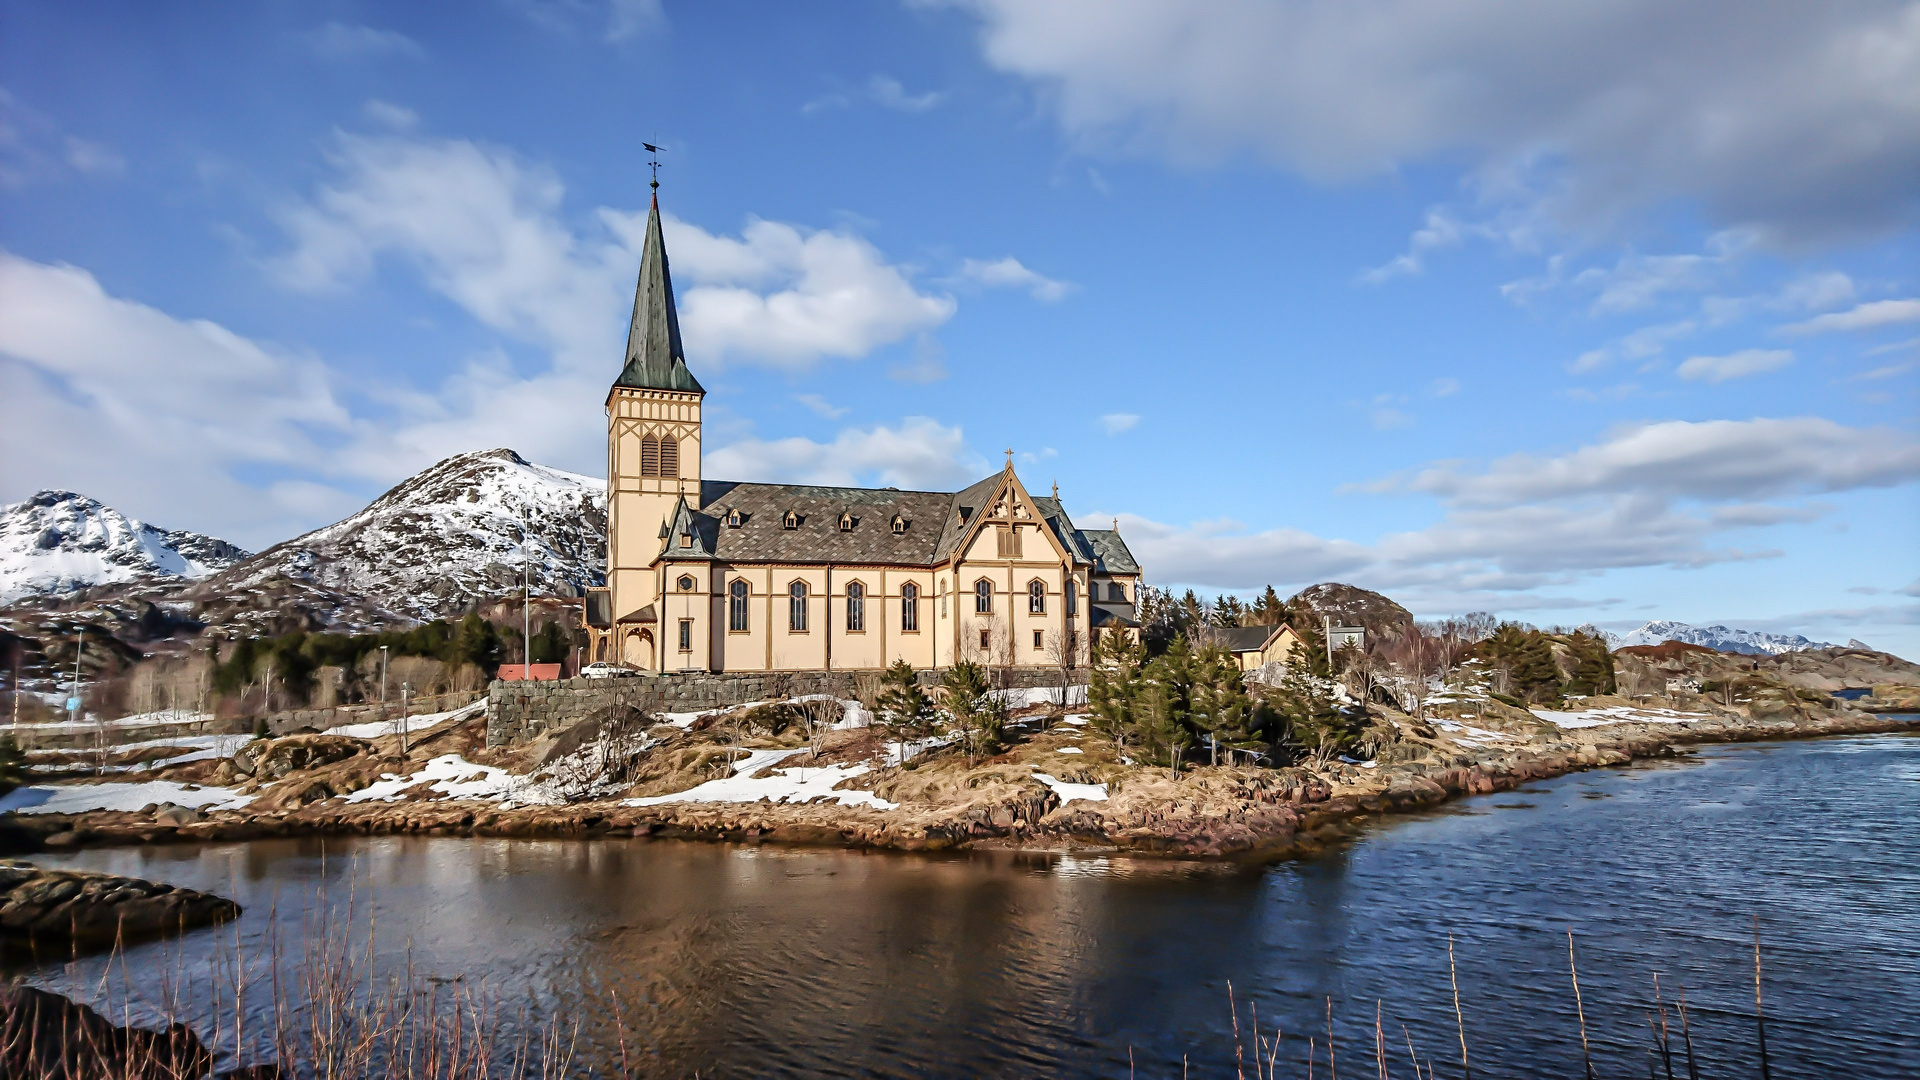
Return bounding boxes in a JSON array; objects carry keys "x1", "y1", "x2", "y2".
[
  {"x1": 1567, "y1": 929, "x2": 1595, "y2": 1080},
  {"x1": 1752, "y1": 916, "x2": 1771, "y2": 1080},
  {"x1": 1447, "y1": 933, "x2": 1471, "y2": 1080},
  {"x1": 1326, "y1": 996, "x2": 1339, "y2": 1080},
  {"x1": 1374, "y1": 999, "x2": 1389, "y2": 1080},
  {"x1": 1229, "y1": 980, "x2": 1246, "y2": 1080},
  {"x1": 1676, "y1": 986, "x2": 1699, "y2": 1080},
  {"x1": 1653, "y1": 974, "x2": 1674, "y2": 1080}
]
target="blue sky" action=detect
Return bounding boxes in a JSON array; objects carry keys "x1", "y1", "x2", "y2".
[{"x1": 2, "y1": 1, "x2": 1917, "y2": 653}]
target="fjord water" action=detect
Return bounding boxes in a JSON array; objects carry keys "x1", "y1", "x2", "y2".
[{"x1": 22, "y1": 731, "x2": 1920, "y2": 1078}]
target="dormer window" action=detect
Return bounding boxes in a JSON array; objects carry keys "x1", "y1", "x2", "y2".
[
  {"x1": 890, "y1": 514, "x2": 907, "y2": 535},
  {"x1": 679, "y1": 529, "x2": 693, "y2": 548},
  {"x1": 838, "y1": 511, "x2": 855, "y2": 532},
  {"x1": 782, "y1": 510, "x2": 799, "y2": 530},
  {"x1": 725, "y1": 508, "x2": 743, "y2": 528}
]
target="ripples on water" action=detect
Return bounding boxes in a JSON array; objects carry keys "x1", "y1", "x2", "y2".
[{"x1": 20, "y1": 731, "x2": 1920, "y2": 1078}]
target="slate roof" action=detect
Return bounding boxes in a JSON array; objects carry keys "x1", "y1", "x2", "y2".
[
  {"x1": 641, "y1": 474, "x2": 1141, "y2": 574},
  {"x1": 1080, "y1": 529, "x2": 1140, "y2": 574},
  {"x1": 1219, "y1": 624, "x2": 1281, "y2": 652},
  {"x1": 612, "y1": 197, "x2": 705, "y2": 395}
]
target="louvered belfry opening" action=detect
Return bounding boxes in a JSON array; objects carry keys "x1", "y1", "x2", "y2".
[
  {"x1": 641, "y1": 434, "x2": 661, "y2": 477},
  {"x1": 659, "y1": 436, "x2": 678, "y2": 477},
  {"x1": 996, "y1": 525, "x2": 1022, "y2": 558}
]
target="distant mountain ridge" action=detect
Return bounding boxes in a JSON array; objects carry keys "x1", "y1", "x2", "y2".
[
  {"x1": 1606, "y1": 619, "x2": 1839, "y2": 656},
  {"x1": 180, "y1": 448, "x2": 607, "y2": 631},
  {"x1": 0, "y1": 491, "x2": 250, "y2": 604}
]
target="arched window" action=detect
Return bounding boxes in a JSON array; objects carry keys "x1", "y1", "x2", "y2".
[
  {"x1": 891, "y1": 514, "x2": 907, "y2": 535},
  {"x1": 782, "y1": 510, "x2": 799, "y2": 530},
  {"x1": 659, "y1": 436, "x2": 679, "y2": 477},
  {"x1": 729, "y1": 580, "x2": 749, "y2": 632},
  {"x1": 725, "y1": 508, "x2": 743, "y2": 528},
  {"x1": 901, "y1": 582, "x2": 919, "y2": 632},
  {"x1": 1065, "y1": 581, "x2": 1077, "y2": 617},
  {"x1": 789, "y1": 581, "x2": 809, "y2": 632},
  {"x1": 640, "y1": 434, "x2": 661, "y2": 477},
  {"x1": 846, "y1": 581, "x2": 865, "y2": 631},
  {"x1": 975, "y1": 578, "x2": 993, "y2": 614},
  {"x1": 1028, "y1": 579, "x2": 1046, "y2": 614},
  {"x1": 839, "y1": 511, "x2": 855, "y2": 532}
]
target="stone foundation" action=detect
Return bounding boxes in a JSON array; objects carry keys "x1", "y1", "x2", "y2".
[{"x1": 486, "y1": 666, "x2": 1076, "y2": 746}]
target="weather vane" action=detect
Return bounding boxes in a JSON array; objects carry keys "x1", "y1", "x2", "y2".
[{"x1": 643, "y1": 142, "x2": 663, "y2": 192}]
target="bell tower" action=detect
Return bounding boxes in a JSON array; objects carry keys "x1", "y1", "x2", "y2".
[{"x1": 600, "y1": 193, "x2": 704, "y2": 662}]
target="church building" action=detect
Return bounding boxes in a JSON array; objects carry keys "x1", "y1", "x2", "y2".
[{"x1": 583, "y1": 194, "x2": 1141, "y2": 673}]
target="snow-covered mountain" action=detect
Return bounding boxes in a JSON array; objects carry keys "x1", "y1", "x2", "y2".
[
  {"x1": 1613, "y1": 620, "x2": 1838, "y2": 656},
  {"x1": 186, "y1": 448, "x2": 607, "y2": 627},
  {"x1": 0, "y1": 491, "x2": 249, "y2": 604}
]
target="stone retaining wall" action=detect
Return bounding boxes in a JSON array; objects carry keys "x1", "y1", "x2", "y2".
[
  {"x1": 267, "y1": 691, "x2": 484, "y2": 737},
  {"x1": 486, "y1": 667, "x2": 1075, "y2": 746}
]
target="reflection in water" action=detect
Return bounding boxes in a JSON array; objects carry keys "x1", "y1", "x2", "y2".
[{"x1": 20, "y1": 731, "x2": 1920, "y2": 1079}]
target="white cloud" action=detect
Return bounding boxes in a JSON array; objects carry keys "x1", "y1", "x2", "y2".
[
  {"x1": 605, "y1": 0, "x2": 665, "y2": 42},
  {"x1": 705, "y1": 418, "x2": 983, "y2": 491},
  {"x1": 0, "y1": 90, "x2": 124, "y2": 188},
  {"x1": 1374, "y1": 417, "x2": 1920, "y2": 506},
  {"x1": 1676, "y1": 348, "x2": 1794, "y2": 383},
  {"x1": 273, "y1": 132, "x2": 955, "y2": 375},
  {"x1": 867, "y1": 75, "x2": 946, "y2": 113},
  {"x1": 1430, "y1": 376, "x2": 1460, "y2": 397},
  {"x1": 362, "y1": 100, "x2": 420, "y2": 130},
  {"x1": 303, "y1": 22, "x2": 422, "y2": 61},
  {"x1": 1103, "y1": 416, "x2": 1920, "y2": 612},
  {"x1": 794, "y1": 393, "x2": 848, "y2": 420},
  {"x1": 1781, "y1": 298, "x2": 1920, "y2": 335},
  {"x1": 1099, "y1": 412, "x2": 1140, "y2": 435},
  {"x1": 957, "y1": 256, "x2": 1074, "y2": 302},
  {"x1": 964, "y1": 1, "x2": 1920, "y2": 242},
  {"x1": 0, "y1": 253, "x2": 356, "y2": 547}
]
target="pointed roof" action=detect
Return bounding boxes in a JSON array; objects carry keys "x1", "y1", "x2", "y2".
[{"x1": 613, "y1": 196, "x2": 704, "y2": 395}]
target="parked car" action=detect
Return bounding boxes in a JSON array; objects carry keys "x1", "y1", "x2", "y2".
[{"x1": 580, "y1": 662, "x2": 638, "y2": 679}]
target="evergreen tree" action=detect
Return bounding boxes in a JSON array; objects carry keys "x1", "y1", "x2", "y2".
[
  {"x1": 1190, "y1": 644, "x2": 1261, "y2": 766},
  {"x1": 938, "y1": 660, "x2": 1005, "y2": 762},
  {"x1": 454, "y1": 612, "x2": 503, "y2": 673},
  {"x1": 1287, "y1": 616, "x2": 1333, "y2": 679},
  {"x1": 1564, "y1": 631, "x2": 1617, "y2": 696},
  {"x1": 1250, "y1": 585, "x2": 1289, "y2": 627},
  {"x1": 1088, "y1": 630, "x2": 1146, "y2": 750},
  {"x1": 877, "y1": 659, "x2": 938, "y2": 750},
  {"x1": 1138, "y1": 638, "x2": 1198, "y2": 771}
]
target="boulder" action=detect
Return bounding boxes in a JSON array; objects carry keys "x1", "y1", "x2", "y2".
[
  {"x1": 0, "y1": 984, "x2": 213, "y2": 1080},
  {"x1": 233, "y1": 735, "x2": 363, "y2": 780},
  {"x1": 0, "y1": 861, "x2": 240, "y2": 947}
]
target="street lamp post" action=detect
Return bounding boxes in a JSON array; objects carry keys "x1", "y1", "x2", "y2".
[
  {"x1": 399, "y1": 681, "x2": 411, "y2": 754},
  {"x1": 380, "y1": 645, "x2": 390, "y2": 704}
]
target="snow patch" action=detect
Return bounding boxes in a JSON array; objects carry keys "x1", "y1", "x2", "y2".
[
  {"x1": 1532, "y1": 705, "x2": 1712, "y2": 730},
  {"x1": 0, "y1": 780, "x2": 253, "y2": 815},
  {"x1": 624, "y1": 747, "x2": 896, "y2": 810},
  {"x1": 1030, "y1": 771, "x2": 1107, "y2": 805},
  {"x1": 342, "y1": 754, "x2": 540, "y2": 804}
]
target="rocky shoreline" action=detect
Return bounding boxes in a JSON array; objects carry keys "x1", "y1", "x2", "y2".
[
  {"x1": 0, "y1": 862, "x2": 241, "y2": 953},
  {"x1": 5, "y1": 707, "x2": 1911, "y2": 863}
]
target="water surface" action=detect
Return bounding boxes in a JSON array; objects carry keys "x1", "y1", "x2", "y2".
[{"x1": 22, "y1": 731, "x2": 1920, "y2": 1078}]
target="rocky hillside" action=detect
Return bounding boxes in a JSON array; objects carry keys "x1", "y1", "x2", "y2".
[
  {"x1": 0, "y1": 491, "x2": 249, "y2": 605},
  {"x1": 179, "y1": 449, "x2": 607, "y2": 632},
  {"x1": 1613, "y1": 619, "x2": 1837, "y2": 655},
  {"x1": 1288, "y1": 582, "x2": 1413, "y2": 636},
  {"x1": 1614, "y1": 643, "x2": 1920, "y2": 694}
]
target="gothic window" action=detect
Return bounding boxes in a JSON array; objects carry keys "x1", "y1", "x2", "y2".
[
  {"x1": 678, "y1": 619, "x2": 692, "y2": 652},
  {"x1": 659, "y1": 436, "x2": 678, "y2": 477},
  {"x1": 789, "y1": 581, "x2": 809, "y2": 632},
  {"x1": 1065, "y1": 581, "x2": 1077, "y2": 617},
  {"x1": 846, "y1": 581, "x2": 865, "y2": 631},
  {"x1": 891, "y1": 514, "x2": 907, "y2": 535},
  {"x1": 975, "y1": 578, "x2": 993, "y2": 614},
  {"x1": 729, "y1": 580, "x2": 749, "y2": 632},
  {"x1": 782, "y1": 510, "x2": 799, "y2": 530},
  {"x1": 677, "y1": 575, "x2": 694, "y2": 591},
  {"x1": 839, "y1": 511, "x2": 855, "y2": 532},
  {"x1": 725, "y1": 508, "x2": 743, "y2": 528},
  {"x1": 641, "y1": 434, "x2": 661, "y2": 477},
  {"x1": 996, "y1": 525, "x2": 1022, "y2": 558},
  {"x1": 1028, "y1": 579, "x2": 1046, "y2": 614},
  {"x1": 901, "y1": 582, "x2": 919, "y2": 632}
]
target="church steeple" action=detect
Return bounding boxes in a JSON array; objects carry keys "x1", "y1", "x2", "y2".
[{"x1": 613, "y1": 195, "x2": 704, "y2": 394}]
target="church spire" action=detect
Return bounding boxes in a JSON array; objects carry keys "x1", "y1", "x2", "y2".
[{"x1": 613, "y1": 195, "x2": 703, "y2": 394}]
